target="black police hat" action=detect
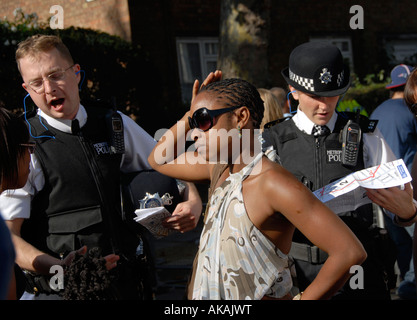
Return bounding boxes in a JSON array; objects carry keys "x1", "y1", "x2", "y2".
[{"x1": 282, "y1": 42, "x2": 351, "y2": 97}]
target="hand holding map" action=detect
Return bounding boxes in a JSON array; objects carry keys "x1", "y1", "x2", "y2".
[{"x1": 313, "y1": 159, "x2": 412, "y2": 214}]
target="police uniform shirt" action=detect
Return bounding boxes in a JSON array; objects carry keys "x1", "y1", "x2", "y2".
[
  {"x1": 0, "y1": 104, "x2": 157, "y2": 221},
  {"x1": 290, "y1": 108, "x2": 397, "y2": 169}
]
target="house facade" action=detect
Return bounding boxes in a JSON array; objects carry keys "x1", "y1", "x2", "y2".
[{"x1": 1, "y1": 0, "x2": 416, "y2": 108}]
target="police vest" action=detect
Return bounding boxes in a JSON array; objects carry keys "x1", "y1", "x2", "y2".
[
  {"x1": 265, "y1": 115, "x2": 365, "y2": 190},
  {"x1": 263, "y1": 113, "x2": 374, "y2": 243},
  {"x1": 21, "y1": 102, "x2": 138, "y2": 258}
]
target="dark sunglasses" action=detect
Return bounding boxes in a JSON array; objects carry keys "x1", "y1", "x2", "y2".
[
  {"x1": 188, "y1": 106, "x2": 241, "y2": 132},
  {"x1": 20, "y1": 142, "x2": 36, "y2": 154}
]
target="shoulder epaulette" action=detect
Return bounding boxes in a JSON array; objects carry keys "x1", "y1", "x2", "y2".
[
  {"x1": 264, "y1": 115, "x2": 293, "y2": 129},
  {"x1": 337, "y1": 111, "x2": 378, "y2": 133}
]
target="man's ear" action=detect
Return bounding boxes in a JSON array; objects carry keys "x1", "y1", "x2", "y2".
[
  {"x1": 22, "y1": 83, "x2": 29, "y2": 92},
  {"x1": 73, "y1": 64, "x2": 81, "y2": 84}
]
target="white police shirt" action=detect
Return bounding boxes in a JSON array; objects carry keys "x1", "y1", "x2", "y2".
[{"x1": 0, "y1": 104, "x2": 156, "y2": 220}]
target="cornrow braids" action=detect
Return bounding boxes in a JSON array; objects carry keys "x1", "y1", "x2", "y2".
[{"x1": 200, "y1": 78, "x2": 265, "y2": 128}]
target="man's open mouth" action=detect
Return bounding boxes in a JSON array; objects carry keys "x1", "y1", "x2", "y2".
[{"x1": 50, "y1": 98, "x2": 65, "y2": 107}]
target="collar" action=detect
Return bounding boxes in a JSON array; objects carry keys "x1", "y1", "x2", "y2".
[
  {"x1": 37, "y1": 104, "x2": 88, "y2": 134},
  {"x1": 292, "y1": 109, "x2": 337, "y2": 135}
]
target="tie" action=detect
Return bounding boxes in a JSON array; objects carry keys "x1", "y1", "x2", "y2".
[
  {"x1": 71, "y1": 119, "x2": 80, "y2": 134},
  {"x1": 312, "y1": 125, "x2": 330, "y2": 137}
]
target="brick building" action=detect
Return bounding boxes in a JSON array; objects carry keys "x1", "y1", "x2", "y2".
[
  {"x1": 1, "y1": 0, "x2": 417, "y2": 110},
  {"x1": 0, "y1": 0, "x2": 131, "y2": 40}
]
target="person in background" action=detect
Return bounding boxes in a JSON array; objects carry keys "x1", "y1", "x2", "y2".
[
  {"x1": 0, "y1": 34, "x2": 202, "y2": 300},
  {"x1": 0, "y1": 107, "x2": 33, "y2": 299},
  {"x1": 258, "y1": 88, "x2": 284, "y2": 131},
  {"x1": 404, "y1": 67, "x2": 417, "y2": 293},
  {"x1": 271, "y1": 87, "x2": 292, "y2": 118},
  {"x1": 371, "y1": 64, "x2": 417, "y2": 299}
]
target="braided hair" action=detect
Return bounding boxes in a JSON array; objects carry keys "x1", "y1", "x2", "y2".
[{"x1": 200, "y1": 78, "x2": 265, "y2": 128}]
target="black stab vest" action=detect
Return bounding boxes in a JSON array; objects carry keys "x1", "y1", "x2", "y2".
[
  {"x1": 263, "y1": 114, "x2": 374, "y2": 243},
  {"x1": 265, "y1": 115, "x2": 365, "y2": 190},
  {"x1": 21, "y1": 103, "x2": 137, "y2": 258}
]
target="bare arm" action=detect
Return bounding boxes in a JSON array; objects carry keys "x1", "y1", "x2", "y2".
[
  {"x1": 148, "y1": 112, "x2": 212, "y2": 183},
  {"x1": 264, "y1": 165, "x2": 367, "y2": 300},
  {"x1": 6, "y1": 218, "x2": 62, "y2": 275},
  {"x1": 6, "y1": 219, "x2": 119, "y2": 275},
  {"x1": 148, "y1": 71, "x2": 222, "y2": 182},
  {"x1": 163, "y1": 181, "x2": 203, "y2": 233}
]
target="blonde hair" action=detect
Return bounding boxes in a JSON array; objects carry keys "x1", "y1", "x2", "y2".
[
  {"x1": 15, "y1": 34, "x2": 74, "y2": 73},
  {"x1": 258, "y1": 88, "x2": 284, "y2": 131}
]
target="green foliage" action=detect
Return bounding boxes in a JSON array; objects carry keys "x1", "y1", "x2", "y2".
[
  {"x1": 0, "y1": 11, "x2": 163, "y2": 135},
  {"x1": 344, "y1": 71, "x2": 391, "y2": 115}
]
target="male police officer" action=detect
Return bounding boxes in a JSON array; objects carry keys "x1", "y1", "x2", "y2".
[
  {"x1": 263, "y1": 42, "x2": 400, "y2": 299},
  {"x1": 0, "y1": 34, "x2": 202, "y2": 300}
]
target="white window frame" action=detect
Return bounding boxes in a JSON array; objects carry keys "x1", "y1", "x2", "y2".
[{"x1": 176, "y1": 37, "x2": 219, "y2": 103}]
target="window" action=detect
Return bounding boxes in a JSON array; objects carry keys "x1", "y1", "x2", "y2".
[
  {"x1": 176, "y1": 37, "x2": 218, "y2": 103},
  {"x1": 384, "y1": 38, "x2": 417, "y2": 65},
  {"x1": 310, "y1": 36, "x2": 354, "y2": 69}
]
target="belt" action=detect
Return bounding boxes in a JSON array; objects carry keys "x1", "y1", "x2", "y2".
[
  {"x1": 22, "y1": 270, "x2": 57, "y2": 295},
  {"x1": 289, "y1": 242, "x2": 328, "y2": 264}
]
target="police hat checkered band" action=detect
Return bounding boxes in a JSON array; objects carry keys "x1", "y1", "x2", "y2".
[
  {"x1": 337, "y1": 70, "x2": 345, "y2": 87},
  {"x1": 290, "y1": 69, "x2": 315, "y2": 92}
]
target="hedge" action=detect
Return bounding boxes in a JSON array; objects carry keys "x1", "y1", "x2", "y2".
[{"x1": 344, "y1": 83, "x2": 390, "y2": 116}]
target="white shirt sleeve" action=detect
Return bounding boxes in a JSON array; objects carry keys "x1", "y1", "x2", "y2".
[
  {"x1": 0, "y1": 155, "x2": 45, "y2": 220},
  {"x1": 119, "y1": 112, "x2": 157, "y2": 173},
  {"x1": 0, "y1": 112, "x2": 157, "y2": 221},
  {"x1": 363, "y1": 127, "x2": 397, "y2": 168}
]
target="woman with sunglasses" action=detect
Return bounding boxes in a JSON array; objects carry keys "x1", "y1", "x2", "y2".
[
  {"x1": 0, "y1": 107, "x2": 34, "y2": 299},
  {"x1": 148, "y1": 76, "x2": 366, "y2": 300}
]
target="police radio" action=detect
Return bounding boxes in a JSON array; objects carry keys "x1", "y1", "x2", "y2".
[
  {"x1": 341, "y1": 120, "x2": 361, "y2": 167},
  {"x1": 106, "y1": 111, "x2": 125, "y2": 154}
]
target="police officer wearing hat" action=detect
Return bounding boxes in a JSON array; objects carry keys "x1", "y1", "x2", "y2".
[{"x1": 263, "y1": 41, "x2": 403, "y2": 299}]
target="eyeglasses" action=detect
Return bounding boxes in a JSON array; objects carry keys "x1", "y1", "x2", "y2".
[
  {"x1": 20, "y1": 142, "x2": 36, "y2": 154},
  {"x1": 27, "y1": 65, "x2": 75, "y2": 94},
  {"x1": 188, "y1": 106, "x2": 241, "y2": 132}
]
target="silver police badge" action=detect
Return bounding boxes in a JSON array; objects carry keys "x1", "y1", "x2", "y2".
[
  {"x1": 319, "y1": 68, "x2": 332, "y2": 84},
  {"x1": 139, "y1": 192, "x2": 173, "y2": 209}
]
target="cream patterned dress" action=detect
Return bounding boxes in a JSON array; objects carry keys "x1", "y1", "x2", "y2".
[{"x1": 191, "y1": 152, "x2": 293, "y2": 300}]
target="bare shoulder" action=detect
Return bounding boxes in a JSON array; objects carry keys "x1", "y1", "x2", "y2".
[
  {"x1": 250, "y1": 157, "x2": 315, "y2": 211},
  {"x1": 256, "y1": 157, "x2": 300, "y2": 190}
]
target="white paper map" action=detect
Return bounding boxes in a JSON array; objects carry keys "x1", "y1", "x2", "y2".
[
  {"x1": 313, "y1": 159, "x2": 412, "y2": 214},
  {"x1": 134, "y1": 207, "x2": 176, "y2": 239}
]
